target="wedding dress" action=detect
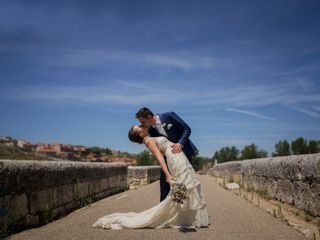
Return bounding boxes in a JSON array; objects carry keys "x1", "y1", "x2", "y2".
[{"x1": 92, "y1": 136, "x2": 210, "y2": 230}]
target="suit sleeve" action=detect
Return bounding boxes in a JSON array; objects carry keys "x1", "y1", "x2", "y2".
[{"x1": 169, "y1": 112, "x2": 191, "y2": 146}]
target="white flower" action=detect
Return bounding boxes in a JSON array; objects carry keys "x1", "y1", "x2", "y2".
[{"x1": 167, "y1": 123, "x2": 173, "y2": 130}]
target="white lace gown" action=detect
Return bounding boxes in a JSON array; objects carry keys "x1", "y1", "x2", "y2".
[{"x1": 92, "y1": 136, "x2": 210, "y2": 230}]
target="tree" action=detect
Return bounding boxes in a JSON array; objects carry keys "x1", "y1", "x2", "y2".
[
  {"x1": 272, "y1": 140, "x2": 291, "y2": 157},
  {"x1": 136, "y1": 150, "x2": 156, "y2": 166},
  {"x1": 291, "y1": 137, "x2": 309, "y2": 155},
  {"x1": 230, "y1": 146, "x2": 240, "y2": 160},
  {"x1": 308, "y1": 140, "x2": 320, "y2": 153},
  {"x1": 192, "y1": 156, "x2": 211, "y2": 172},
  {"x1": 118, "y1": 151, "x2": 133, "y2": 157},
  {"x1": 105, "y1": 148, "x2": 112, "y2": 155},
  {"x1": 240, "y1": 143, "x2": 268, "y2": 160},
  {"x1": 213, "y1": 146, "x2": 239, "y2": 163},
  {"x1": 240, "y1": 144, "x2": 258, "y2": 160},
  {"x1": 88, "y1": 146, "x2": 104, "y2": 155},
  {"x1": 258, "y1": 149, "x2": 268, "y2": 158}
]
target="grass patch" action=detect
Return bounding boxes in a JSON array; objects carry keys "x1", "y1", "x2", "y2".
[
  {"x1": 256, "y1": 189, "x2": 271, "y2": 200},
  {"x1": 39, "y1": 205, "x2": 53, "y2": 224},
  {"x1": 303, "y1": 213, "x2": 313, "y2": 222},
  {"x1": 81, "y1": 196, "x2": 94, "y2": 207},
  {"x1": 0, "y1": 211, "x2": 14, "y2": 240}
]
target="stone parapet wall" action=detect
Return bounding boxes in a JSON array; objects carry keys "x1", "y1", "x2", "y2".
[
  {"x1": 0, "y1": 160, "x2": 128, "y2": 231},
  {"x1": 208, "y1": 154, "x2": 320, "y2": 218},
  {"x1": 127, "y1": 166, "x2": 161, "y2": 189}
]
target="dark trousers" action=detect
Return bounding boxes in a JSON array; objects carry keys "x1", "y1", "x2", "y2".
[
  {"x1": 160, "y1": 170, "x2": 170, "y2": 202},
  {"x1": 159, "y1": 153, "x2": 193, "y2": 202}
]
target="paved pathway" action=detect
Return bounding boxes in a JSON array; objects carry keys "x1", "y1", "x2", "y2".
[{"x1": 9, "y1": 175, "x2": 307, "y2": 240}]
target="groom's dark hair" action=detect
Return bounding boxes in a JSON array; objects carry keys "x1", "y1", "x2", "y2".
[{"x1": 135, "y1": 107, "x2": 154, "y2": 119}]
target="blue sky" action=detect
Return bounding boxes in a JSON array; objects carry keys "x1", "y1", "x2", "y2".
[{"x1": 0, "y1": 0, "x2": 319, "y2": 157}]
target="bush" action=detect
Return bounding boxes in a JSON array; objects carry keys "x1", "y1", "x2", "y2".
[{"x1": 136, "y1": 150, "x2": 156, "y2": 166}]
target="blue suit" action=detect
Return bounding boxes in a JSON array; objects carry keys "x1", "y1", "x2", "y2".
[{"x1": 148, "y1": 111, "x2": 198, "y2": 202}]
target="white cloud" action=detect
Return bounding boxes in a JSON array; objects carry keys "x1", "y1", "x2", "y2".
[
  {"x1": 191, "y1": 81, "x2": 320, "y2": 108},
  {"x1": 226, "y1": 108, "x2": 276, "y2": 121},
  {"x1": 286, "y1": 105, "x2": 320, "y2": 119},
  {"x1": 45, "y1": 49, "x2": 216, "y2": 70},
  {"x1": 270, "y1": 63, "x2": 320, "y2": 78},
  {"x1": 2, "y1": 78, "x2": 319, "y2": 119},
  {"x1": 311, "y1": 106, "x2": 320, "y2": 112},
  {"x1": 2, "y1": 83, "x2": 185, "y2": 105}
]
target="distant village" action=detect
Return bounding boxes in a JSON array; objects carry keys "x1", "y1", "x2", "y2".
[{"x1": 0, "y1": 136, "x2": 137, "y2": 165}]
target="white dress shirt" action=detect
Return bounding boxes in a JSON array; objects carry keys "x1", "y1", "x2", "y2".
[{"x1": 152, "y1": 115, "x2": 168, "y2": 137}]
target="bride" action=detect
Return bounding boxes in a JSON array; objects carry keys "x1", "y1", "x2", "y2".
[{"x1": 92, "y1": 125, "x2": 210, "y2": 230}]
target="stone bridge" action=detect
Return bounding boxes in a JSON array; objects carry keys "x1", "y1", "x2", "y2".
[
  {"x1": 2, "y1": 154, "x2": 319, "y2": 240},
  {"x1": 7, "y1": 175, "x2": 308, "y2": 240}
]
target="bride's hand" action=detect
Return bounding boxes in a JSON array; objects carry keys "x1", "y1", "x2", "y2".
[{"x1": 166, "y1": 174, "x2": 175, "y2": 184}]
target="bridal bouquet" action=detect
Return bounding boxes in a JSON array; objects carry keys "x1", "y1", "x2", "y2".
[{"x1": 171, "y1": 182, "x2": 189, "y2": 205}]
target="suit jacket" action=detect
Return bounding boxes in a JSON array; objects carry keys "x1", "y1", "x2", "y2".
[{"x1": 148, "y1": 112, "x2": 198, "y2": 161}]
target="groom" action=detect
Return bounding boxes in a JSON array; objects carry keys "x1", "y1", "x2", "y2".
[{"x1": 135, "y1": 107, "x2": 198, "y2": 202}]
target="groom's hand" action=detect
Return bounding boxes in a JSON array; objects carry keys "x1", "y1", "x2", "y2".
[{"x1": 171, "y1": 143, "x2": 183, "y2": 154}]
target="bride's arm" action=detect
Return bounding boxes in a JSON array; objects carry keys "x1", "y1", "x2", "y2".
[{"x1": 145, "y1": 139, "x2": 174, "y2": 183}]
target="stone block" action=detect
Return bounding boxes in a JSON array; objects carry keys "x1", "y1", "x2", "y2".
[
  {"x1": 100, "y1": 178, "x2": 110, "y2": 190},
  {"x1": 25, "y1": 213, "x2": 39, "y2": 226},
  {"x1": 0, "y1": 193, "x2": 28, "y2": 219},
  {"x1": 127, "y1": 166, "x2": 160, "y2": 189},
  {"x1": 53, "y1": 185, "x2": 74, "y2": 207},
  {"x1": 51, "y1": 205, "x2": 65, "y2": 218},
  {"x1": 74, "y1": 181, "x2": 89, "y2": 199},
  {"x1": 275, "y1": 179, "x2": 294, "y2": 203},
  {"x1": 301, "y1": 154, "x2": 320, "y2": 180},
  {"x1": 30, "y1": 189, "x2": 54, "y2": 213},
  {"x1": 89, "y1": 180, "x2": 102, "y2": 194}
]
